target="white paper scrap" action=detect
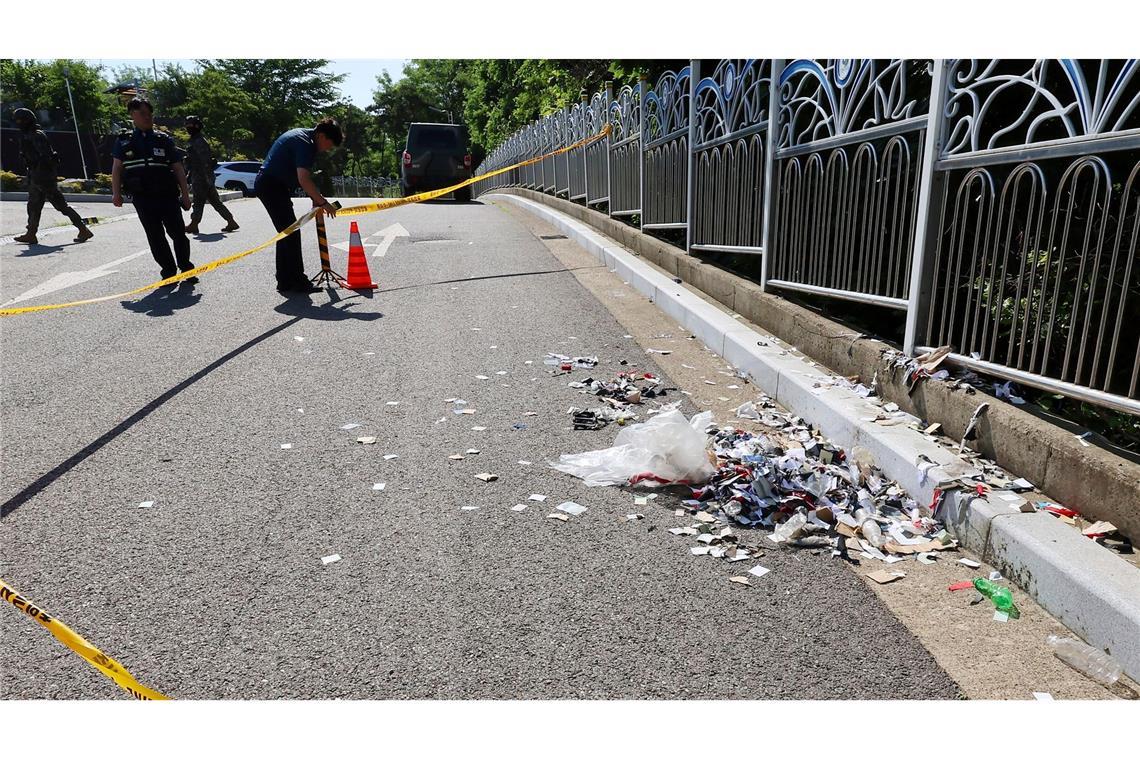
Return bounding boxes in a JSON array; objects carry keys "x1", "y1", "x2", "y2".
[
  {"x1": 958, "y1": 558, "x2": 982, "y2": 568},
  {"x1": 281, "y1": 443, "x2": 293, "y2": 449},
  {"x1": 372, "y1": 483, "x2": 386, "y2": 491},
  {"x1": 528, "y1": 494, "x2": 547, "y2": 502},
  {"x1": 321, "y1": 554, "x2": 341, "y2": 565},
  {"x1": 340, "y1": 423, "x2": 362, "y2": 430},
  {"x1": 511, "y1": 504, "x2": 527, "y2": 512},
  {"x1": 748, "y1": 565, "x2": 771, "y2": 578},
  {"x1": 384, "y1": 454, "x2": 399, "y2": 460},
  {"x1": 138, "y1": 501, "x2": 154, "y2": 509},
  {"x1": 557, "y1": 501, "x2": 587, "y2": 516}
]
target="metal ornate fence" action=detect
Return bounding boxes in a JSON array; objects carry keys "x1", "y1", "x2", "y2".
[{"x1": 474, "y1": 59, "x2": 1140, "y2": 416}]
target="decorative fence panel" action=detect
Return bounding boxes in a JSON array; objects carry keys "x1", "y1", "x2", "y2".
[
  {"x1": 769, "y1": 59, "x2": 933, "y2": 308},
  {"x1": 472, "y1": 58, "x2": 1140, "y2": 415},
  {"x1": 691, "y1": 59, "x2": 773, "y2": 255},
  {"x1": 608, "y1": 82, "x2": 642, "y2": 217},
  {"x1": 918, "y1": 59, "x2": 1140, "y2": 412},
  {"x1": 643, "y1": 67, "x2": 691, "y2": 229}
]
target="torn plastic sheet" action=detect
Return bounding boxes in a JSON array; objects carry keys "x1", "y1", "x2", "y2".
[{"x1": 551, "y1": 406, "x2": 716, "y2": 487}]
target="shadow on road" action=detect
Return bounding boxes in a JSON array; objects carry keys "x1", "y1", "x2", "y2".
[
  {"x1": 273, "y1": 294, "x2": 382, "y2": 321},
  {"x1": 191, "y1": 232, "x2": 226, "y2": 243},
  {"x1": 121, "y1": 282, "x2": 203, "y2": 317},
  {"x1": 0, "y1": 313, "x2": 308, "y2": 520},
  {"x1": 14, "y1": 243, "x2": 69, "y2": 257}
]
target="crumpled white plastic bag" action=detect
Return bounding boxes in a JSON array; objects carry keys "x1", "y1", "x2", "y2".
[{"x1": 551, "y1": 405, "x2": 716, "y2": 487}]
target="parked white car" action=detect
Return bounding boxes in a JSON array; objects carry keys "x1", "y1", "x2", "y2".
[{"x1": 213, "y1": 161, "x2": 262, "y2": 196}]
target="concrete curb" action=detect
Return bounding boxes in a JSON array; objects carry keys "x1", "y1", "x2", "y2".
[
  {"x1": 491, "y1": 191, "x2": 1140, "y2": 682},
  {"x1": 1, "y1": 191, "x2": 243, "y2": 203}
]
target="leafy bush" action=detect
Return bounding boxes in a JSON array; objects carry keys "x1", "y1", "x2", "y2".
[
  {"x1": 0, "y1": 171, "x2": 23, "y2": 191},
  {"x1": 94, "y1": 173, "x2": 112, "y2": 190}
]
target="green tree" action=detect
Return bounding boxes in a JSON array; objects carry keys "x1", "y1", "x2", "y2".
[
  {"x1": 1, "y1": 59, "x2": 113, "y2": 132},
  {"x1": 199, "y1": 59, "x2": 345, "y2": 155}
]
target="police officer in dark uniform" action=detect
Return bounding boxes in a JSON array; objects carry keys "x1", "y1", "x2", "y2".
[
  {"x1": 183, "y1": 115, "x2": 239, "y2": 234},
  {"x1": 11, "y1": 107, "x2": 93, "y2": 245},
  {"x1": 111, "y1": 97, "x2": 197, "y2": 283}
]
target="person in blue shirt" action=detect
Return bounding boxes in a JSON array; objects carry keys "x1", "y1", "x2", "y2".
[
  {"x1": 111, "y1": 98, "x2": 197, "y2": 284},
  {"x1": 255, "y1": 118, "x2": 342, "y2": 293}
]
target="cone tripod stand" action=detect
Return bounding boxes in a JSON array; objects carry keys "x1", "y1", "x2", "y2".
[{"x1": 310, "y1": 201, "x2": 379, "y2": 290}]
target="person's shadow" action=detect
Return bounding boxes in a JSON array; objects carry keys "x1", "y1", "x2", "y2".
[
  {"x1": 120, "y1": 282, "x2": 203, "y2": 317},
  {"x1": 14, "y1": 243, "x2": 68, "y2": 257},
  {"x1": 191, "y1": 233, "x2": 226, "y2": 243},
  {"x1": 273, "y1": 291, "x2": 383, "y2": 322}
]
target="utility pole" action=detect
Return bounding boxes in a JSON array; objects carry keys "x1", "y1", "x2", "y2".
[{"x1": 62, "y1": 66, "x2": 89, "y2": 180}]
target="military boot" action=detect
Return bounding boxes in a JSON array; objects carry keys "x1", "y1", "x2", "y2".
[
  {"x1": 185, "y1": 221, "x2": 199, "y2": 234},
  {"x1": 221, "y1": 221, "x2": 240, "y2": 232},
  {"x1": 75, "y1": 226, "x2": 94, "y2": 242},
  {"x1": 13, "y1": 232, "x2": 38, "y2": 244}
]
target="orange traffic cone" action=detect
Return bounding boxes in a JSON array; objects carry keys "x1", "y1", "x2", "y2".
[{"x1": 343, "y1": 221, "x2": 378, "y2": 290}]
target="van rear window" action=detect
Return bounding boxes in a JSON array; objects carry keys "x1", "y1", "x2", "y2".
[{"x1": 410, "y1": 127, "x2": 463, "y2": 151}]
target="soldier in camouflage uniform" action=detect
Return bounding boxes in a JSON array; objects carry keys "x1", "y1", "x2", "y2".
[
  {"x1": 183, "y1": 115, "x2": 239, "y2": 234},
  {"x1": 11, "y1": 108, "x2": 94, "y2": 245}
]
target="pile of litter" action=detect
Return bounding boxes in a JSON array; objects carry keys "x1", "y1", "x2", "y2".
[
  {"x1": 554, "y1": 396, "x2": 959, "y2": 568},
  {"x1": 566, "y1": 370, "x2": 677, "y2": 430}
]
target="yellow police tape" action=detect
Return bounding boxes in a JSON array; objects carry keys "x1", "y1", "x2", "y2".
[
  {"x1": 1, "y1": 577, "x2": 170, "y2": 700},
  {"x1": 0, "y1": 124, "x2": 612, "y2": 319}
]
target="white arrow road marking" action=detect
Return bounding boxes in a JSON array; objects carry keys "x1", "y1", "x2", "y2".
[
  {"x1": 330, "y1": 223, "x2": 410, "y2": 257},
  {"x1": 2, "y1": 248, "x2": 150, "y2": 306}
]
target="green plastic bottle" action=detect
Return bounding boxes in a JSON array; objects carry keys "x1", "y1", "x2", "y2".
[{"x1": 973, "y1": 578, "x2": 1021, "y2": 619}]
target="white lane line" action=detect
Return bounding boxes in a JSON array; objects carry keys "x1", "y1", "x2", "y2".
[{"x1": 2, "y1": 248, "x2": 150, "y2": 306}]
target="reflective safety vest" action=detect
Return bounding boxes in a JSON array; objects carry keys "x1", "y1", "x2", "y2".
[{"x1": 114, "y1": 128, "x2": 183, "y2": 198}]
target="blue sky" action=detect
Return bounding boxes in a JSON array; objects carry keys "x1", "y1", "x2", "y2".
[{"x1": 83, "y1": 59, "x2": 408, "y2": 108}]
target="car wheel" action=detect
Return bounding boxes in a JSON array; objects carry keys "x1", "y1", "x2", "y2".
[{"x1": 455, "y1": 186, "x2": 472, "y2": 203}]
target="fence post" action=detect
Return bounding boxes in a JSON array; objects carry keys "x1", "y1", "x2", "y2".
[
  {"x1": 639, "y1": 74, "x2": 647, "y2": 231},
  {"x1": 605, "y1": 81, "x2": 614, "y2": 216},
  {"x1": 581, "y1": 93, "x2": 590, "y2": 203},
  {"x1": 685, "y1": 59, "x2": 700, "y2": 255},
  {"x1": 759, "y1": 59, "x2": 784, "y2": 293},
  {"x1": 903, "y1": 59, "x2": 949, "y2": 356}
]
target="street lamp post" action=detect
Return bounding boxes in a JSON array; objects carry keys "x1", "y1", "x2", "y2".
[{"x1": 62, "y1": 66, "x2": 89, "y2": 180}]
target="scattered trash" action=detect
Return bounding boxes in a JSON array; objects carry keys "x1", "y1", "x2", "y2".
[
  {"x1": 647, "y1": 349, "x2": 672, "y2": 355},
  {"x1": 461, "y1": 505, "x2": 480, "y2": 511},
  {"x1": 1047, "y1": 634, "x2": 1122, "y2": 686},
  {"x1": 988, "y1": 570, "x2": 1003, "y2": 581},
  {"x1": 356, "y1": 437, "x2": 376, "y2": 445},
  {"x1": 385, "y1": 401, "x2": 399, "y2": 407},
  {"x1": 340, "y1": 423, "x2": 362, "y2": 430},
  {"x1": 281, "y1": 443, "x2": 293, "y2": 449},
  {"x1": 475, "y1": 473, "x2": 499, "y2": 482},
  {"x1": 959, "y1": 402, "x2": 989, "y2": 452},
  {"x1": 294, "y1": 336, "x2": 305, "y2": 342},
  {"x1": 466, "y1": 449, "x2": 481, "y2": 455},
  {"x1": 511, "y1": 504, "x2": 528, "y2": 512},
  {"x1": 512, "y1": 423, "x2": 528, "y2": 430},
  {"x1": 372, "y1": 483, "x2": 386, "y2": 491},
  {"x1": 449, "y1": 454, "x2": 465, "y2": 460},
  {"x1": 138, "y1": 501, "x2": 154, "y2": 509},
  {"x1": 472, "y1": 426, "x2": 487, "y2": 432},
  {"x1": 994, "y1": 381, "x2": 1027, "y2": 405},
  {"x1": 518, "y1": 460, "x2": 532, "y2": 465},
  {"x1": 454, "y1": 409, "x2": 477, "y2": 415},
  {"x1": 545, "y1": 353, "x2": 598, "y2": 369},
  {"x1": 626, "y1": 514, "x2": 644, "y2": 521},
  {"x1": 993, "y1": 611, "x2": 1010, "y2": 623},
  {"x1": 383, "y1": 454, "x2": 399, "y2": 460},
  {"x1": 948, "y1": 581, "x2": 975, "y2": 591},
  {"x1": 634, "y1": 496, "x2": 649, "y2": 506},
  {"x1": 528, "y1": 494, "x2": 547, "y2": 502},
  {"x1": 867, "y1": 569, "x2": 906, "y2": 584},
  {"x1": 557, "y1": 501, "x2": 588, "y2": 516},
  {"x1": 958, "y1": 558, "x2": 982, "y2": 569},
  {"x1": 475, "y1": 375, "x2": 490, "y2": 380},
  {"x1": 973, "y1": 577, "x2": 1020, "y2": 618},
  {"x1": 748, "y1": 565, "x2": 771, "y2": 579},
  {"x1": 728, "y1": 576, "x2": 751, "y2": 586},
  {"x1": 1033, "y1": 692, "x2": 1054, "y2": 701},
  {"x1": 321, "y1": 554, "x2": 341, "y2": 565},
  {"x1": 548, "y1": 513, "x2": 569, "y2": 522}
]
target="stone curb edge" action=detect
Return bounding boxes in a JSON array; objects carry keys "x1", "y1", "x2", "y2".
[{"x1": 491, "y1": 192, "x2": 1140, "y2": 682}]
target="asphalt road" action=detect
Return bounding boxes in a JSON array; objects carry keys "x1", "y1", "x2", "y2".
[{"x1": 0, "y1": 196, "x2": 959, "y2": 699}]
